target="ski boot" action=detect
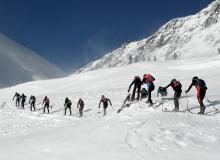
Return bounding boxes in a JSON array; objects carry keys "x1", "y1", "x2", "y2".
[
  {"x1": 201, "y1": 106, "x2": 206, "y2": 113},
  {"x1": 197, "y1": 111, "x2": 204, "y2": 114},
  {"x1": 148, "y1": 102, "x2": 153, "y2": 107},
  {"x1": 172, "y1": 108, "x2": 179, "y2": 112}
]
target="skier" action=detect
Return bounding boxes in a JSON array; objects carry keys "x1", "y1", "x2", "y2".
[
  {"x1": 29, "y1": 95, "x2": 36, "y2": 111},
  {"x1": 128, "y1": 76, "x2": 142, "y2": 101},
  {"x1": 43, "y1": 96, "x2": 50, "y2": 114},
  {"x1": 142, "y1": 74, "x2": 155, "y2": 106},
  {"x1": 185, "y1": 76, "x2": 207, "y2": 114},
  {"x1": 64, "y1": 97, "x2": 72, "y2": 116},
  {"x1": 13, "y1": 92, "x2": 21, "y2": 108},
  {"x1": 77, "y1": 98, "x2": 84, "y2": 117},
  {"x1": 164, "y1": 79, "x2": 182, "y2": 111},
  {"x1": 20, "y1": 93, "x2": 27, "y2": 109},
  {"x1": 140, "y1": 88, "x2": 148, "y2": 100},
  {"x1": 157, "y1": 86, "x2": 168, "y2": 97},
  {"x1": 98, "y1": 95, "x2": 112, "y2": 116}
]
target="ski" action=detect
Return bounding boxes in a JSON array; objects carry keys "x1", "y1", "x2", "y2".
[
  {"x1": 162, "y1": 108, "x2": 185, "y2": 113},
  {"x1": 188, "y1": 110, "x2": 216, "y2": 116},
  {"x1": 117, "y1": 102, "x2": 132, "y2": 113}
]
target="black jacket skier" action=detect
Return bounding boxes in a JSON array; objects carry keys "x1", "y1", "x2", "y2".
[
  {"x1": 13, "y1": 92, "x2": 21, "y2": 108},
  {"x1": 186, "y1": 76, "x2": 207, "y2": 114},
  {"x1": 64, "y1": 97, "x2": 72, "y2": 116},
  {"x1": 21, "y1": 93, "x2": 27, "y2": 109},
  {"x1": 165, "y1": 79, "x2": 182, "y2": 111},
  {"x1": 128, "y1": 76, "x2": 142, "y2": 101},
  {"x1": 77, "y1": 98, "x2": 84, "y2": 117},
  {"x1": 98, "y1": 95, "x2": 112, "y2": 116},
  {"x1": 29, "y1": 95, "x2": 36, "y2": 111}
]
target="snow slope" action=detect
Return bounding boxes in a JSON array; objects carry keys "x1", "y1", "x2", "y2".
[
  {"x1": 0, "y1": 56, "x2": 220, "y2": 160},
  {"x1": 78, "y1": 0, "x2": 220, "y2": 73},
  {"x1": 0, "y1": 33, "x2": 64, "y2": 88}
]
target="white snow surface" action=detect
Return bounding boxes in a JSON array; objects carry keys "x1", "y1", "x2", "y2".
[
  {"x1": 0, "y1": 33, "x2": 64, "y2": 88},
  {"x1": 78, "y1": 0, "x2": 220, "y2": 73},
  {"x1": 0, "y1": 56, "x2": 220, "y2": 160}
]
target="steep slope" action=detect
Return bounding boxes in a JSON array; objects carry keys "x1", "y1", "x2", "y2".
[
  {"x1": 0, "y1": 33, "x2": 64, "y2": 88},
  {"x1": 78, "y1": 0, "x2": 220, "y2": 72},
  {"x1": 0, "y1": 56, "x2": 220, "y2": 160}
]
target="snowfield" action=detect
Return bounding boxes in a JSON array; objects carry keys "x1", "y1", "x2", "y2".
[{"x1": 0, "y1": 56, "x2": 220, "y2": 160}]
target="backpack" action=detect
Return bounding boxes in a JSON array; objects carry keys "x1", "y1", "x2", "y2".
[
  {"x1": 45, "y1": 97, "x2": 50, "y2": 103},
  {"x1": 158, "y1": 87, "x2": 167, "y2": 96},
  {"x1": 144, "y1": 74, "x2": 155, "y2": 82},
  {"x1": 80, "y1": 100, "x2": 84, "y2": 106},
  {"x1": 173, "y1": 80, "x2": 182, "y2": 88},
  {"x1": 67, "y1": 99, "x2": 72, "y2": 105},
  {"x1": 198, "y1": 79, "x2": 207, "y2": 89},
  {"x1": 31, "y1": 96, "x2": 36, "y2": 101}
]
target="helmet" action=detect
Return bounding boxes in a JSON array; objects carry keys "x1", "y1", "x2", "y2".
[
  {"x1": 171, "y1": 79, "x2": 176, "y2": 83},
  {"x1": 134, "y1": 76, "x2": 139, "y2": 79},
  {"x1": 101, "y1": 95, "x2": 105, "y2": 99},
  {"x1": 192, "y1": 76, "x2": 198, "y2": 81}
]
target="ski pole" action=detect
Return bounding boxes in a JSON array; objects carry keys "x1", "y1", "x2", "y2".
[
  {"x1": 205, "y1": 96, "x2": 218, "y2": 111},
  {"x1": 185, "y1": 92, "x2": 189, "y2": 116},
  {"x1": 110, "y1": 104, "x2": 115, "y2": 110},
  {"x1": 36, "y1": 102, "x2": 42, "y2": 106}
]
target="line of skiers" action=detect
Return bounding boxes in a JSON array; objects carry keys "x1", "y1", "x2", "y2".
[
  {"x1": 13, "y1": 93, "x2": 113, "y2": 116},
  {"x1": 128, "y1": 74, "x2": 208, "y2": 114},
  {"x1": 12, "y1": 75, "x2": 208, "y2": 116},
  {"x1": 13, "y1": 93, "x2": 48, "y2": 113}
]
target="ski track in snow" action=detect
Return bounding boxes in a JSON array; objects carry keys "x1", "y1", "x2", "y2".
[{"x1": 0, "y1": 57, "x2": 220, "y2": 159}]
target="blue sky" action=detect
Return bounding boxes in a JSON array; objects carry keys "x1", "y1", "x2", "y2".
[{"x1": 0, "y1": 0, "x2": 213, "y2": 72}]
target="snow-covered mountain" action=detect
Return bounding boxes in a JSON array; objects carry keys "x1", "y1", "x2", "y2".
[
  {"x1": 0, "y1": 33, "x2": 64, "y2": 88},
  {"x1": 78, "y1": 0, "x2": 220, "y2": 73}
]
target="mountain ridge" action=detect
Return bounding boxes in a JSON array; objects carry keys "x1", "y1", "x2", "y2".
[
  {"x1": 0, "y1": 33, "x2": 65, "y2": 88},
  {"x1": 77, "y1": 0, "x2": 220, "y2": 73}
]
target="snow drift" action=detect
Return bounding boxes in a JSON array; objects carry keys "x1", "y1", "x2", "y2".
[{"x1": 0, "y1": 33, "x2": 64, "y2": 88}]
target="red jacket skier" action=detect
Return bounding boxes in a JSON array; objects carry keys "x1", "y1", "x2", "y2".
[{"x1": 186, "y1": 76, "x2": 207, "y2": 114}]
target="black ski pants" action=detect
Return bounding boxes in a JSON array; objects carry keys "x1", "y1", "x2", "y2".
[
  {"x1": 44, "y1": 103, "x2": 50, "y2": 114},
  {"x1": 148, "y1": 84, "x2": 155, "y2": 104},
  {"x1": 132, "y1": 85, "x2": 141, "y2": 100},
  {"x1": 65, "y1": 105, "x2": 72, "y2": 116},
  {"x1": 79, "y1": 106, "x2": 84, "y2": 117},
  {"x1": 174, "y1": 90, "x2": 182, "y2": 110},
  {"x1": 30, "y1": 101, "x2": 36, "y2": 111}
]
